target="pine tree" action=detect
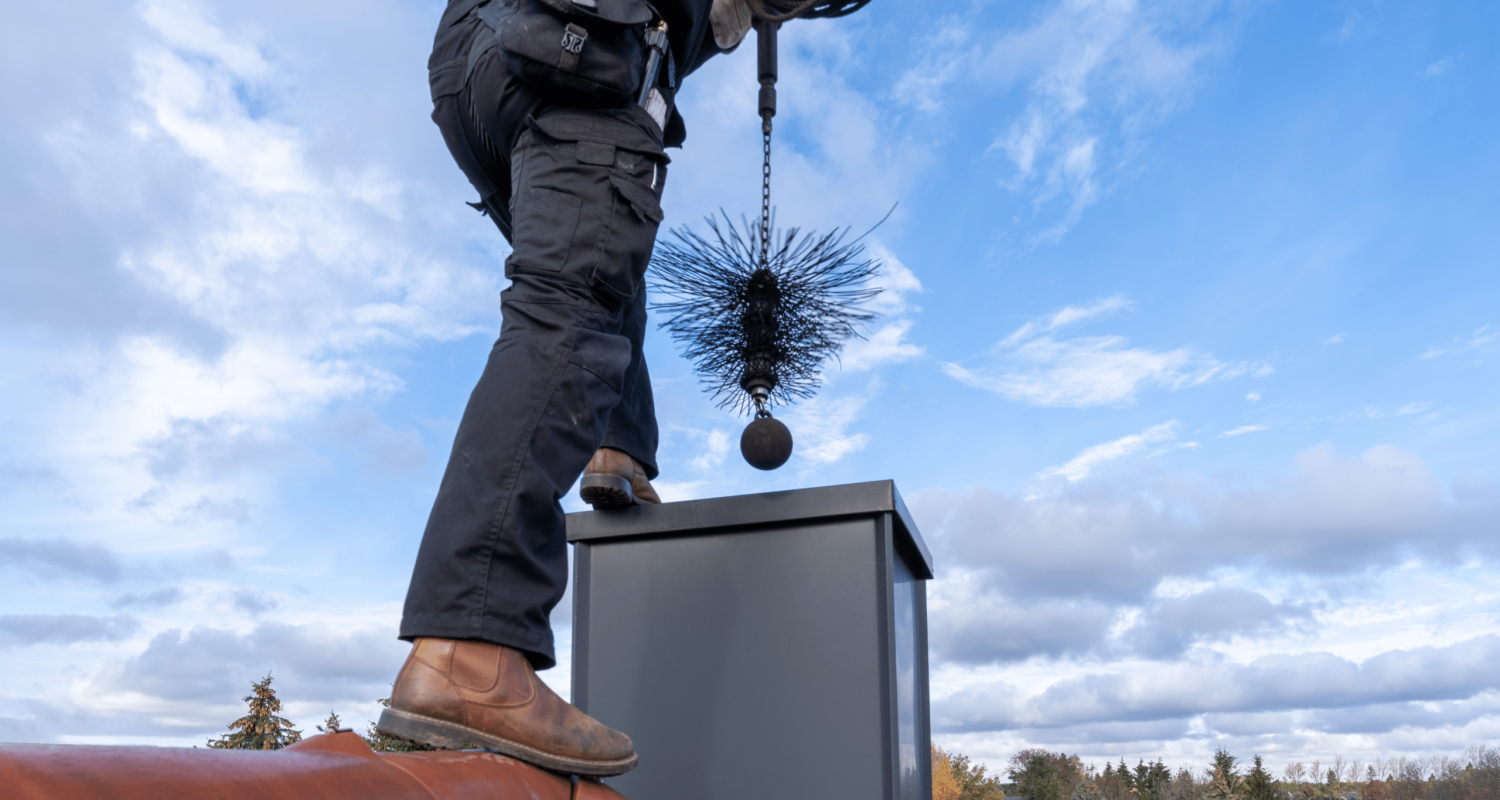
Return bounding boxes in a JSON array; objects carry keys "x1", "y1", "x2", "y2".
[
  {"x1": 207, "y1": 673, "x2": 303, "y2": 750},
  {"x1": 1243, "y1": 755, "x2": 1276, "y2": 800},
  {"x1": 317, "y1": 711, "x2": 345, "y2": 734},
  {"x1": 1319, "y1": 767, "x2": 1340, "y2": 799},
  {"x1": 1210, "y1": 749, "x2": 1242, "y2": 796},
  {"x1": 1141, "y1": 759, "x2": 1172, "y2": 800},
  {"x1": 1206, "y1": 765, "x2": 1236, "y2": 800}
]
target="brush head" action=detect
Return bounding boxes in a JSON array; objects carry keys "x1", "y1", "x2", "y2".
[{"x1": 650, "y1": 212, "x2": 882, "y2": 416}]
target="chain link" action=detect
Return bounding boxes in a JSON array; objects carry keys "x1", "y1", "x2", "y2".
[{"x1": 760, "y1": 122, "x2": 772, "y2": 268}]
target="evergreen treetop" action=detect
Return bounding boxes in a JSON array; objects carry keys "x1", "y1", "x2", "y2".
[
  {"x1": 317, "y1": 711, "x2": 345, "y2": 734},
  {"x1": 1210, "y1": 748, "x2": 1242, "y2": 795},
  {"x1": 1243, "y1": 755, "x2": 1277, "y2": 800},
  {"x1": 207, "y1": 673, "x2": 302, "y2": 750},
  {"x1": 1205, "y1": 764, "x2": 1236, "y2": 800}
]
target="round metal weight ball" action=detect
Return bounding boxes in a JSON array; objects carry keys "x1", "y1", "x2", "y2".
[{"x1": 740, "y1": 416, "x2": 793, "y2": 470}]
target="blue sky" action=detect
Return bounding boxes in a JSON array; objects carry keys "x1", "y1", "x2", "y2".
[{"x1": 2, "y1": 0, "x2": 1497, "y2": 777}]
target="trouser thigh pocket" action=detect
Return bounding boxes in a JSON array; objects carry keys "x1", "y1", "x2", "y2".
[
  {"x1": 588, "y1": 168, "x2": 664, "y2": 304},
  {"x1": 506, "y1": 129, "x2": 586, "y2": 274},
  {"x1": 505, "y1": 110, "x2": 667, "y2": 305}
]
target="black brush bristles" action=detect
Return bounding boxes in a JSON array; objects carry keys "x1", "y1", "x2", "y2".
[{"x1": 650, "y1": 212, "x2": 882, "y2": 415}]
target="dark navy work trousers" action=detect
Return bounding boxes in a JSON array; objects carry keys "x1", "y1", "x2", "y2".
[{"x1": 400, "y1": 0, "x2": 667, "y2": 669}]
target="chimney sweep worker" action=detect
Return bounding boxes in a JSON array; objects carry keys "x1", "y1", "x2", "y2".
[{"x1": 376, "y1": 0, "x2": 754, "y2": 777}]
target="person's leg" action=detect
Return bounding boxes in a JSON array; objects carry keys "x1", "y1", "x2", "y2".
[
  {"x1": 389, "y1": 96, "x2": 668, "y2": 773},
  {"x1": 399, "y1": 274, "x2": 626, "y2": 666},
  {"x1": 599, "y1": 286, "x2": 660, "y2": 478},
  {"x1": 401, "y1": 104, "x2": 668, "y2": 657},
  {"x1": 579, "y1": 284, "x2": 663, "y2": 509},
  {"x1": 395, "y1": 0, "x2": 670, "y2": 769}
]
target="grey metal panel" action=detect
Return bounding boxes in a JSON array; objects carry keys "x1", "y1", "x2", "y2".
[
  {"x1": 892, "y1": 552, "x2": 923, "y2": 800},
  {"x1": 877, "y1": 513, "x2": 897, "y2": 800},
  {"x1": 571, "y1": 542, "x2": 594, "y2": 711},
  {"x1": 913, "y1": 566, "x2": 933, "y2": 800},
  {"x1": 576, "y1": 519, "x2": 889, "y2": 800},
  {"x1": 565, "y1": 480, "x2": 933, "y2": 579}
]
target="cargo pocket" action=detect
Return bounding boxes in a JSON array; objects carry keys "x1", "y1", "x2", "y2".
[
  {"x1": 508, "y1": 110, "x2": 667, "y2": 301},
  {"x1": 587, "y1": 172, "x2": 664, "y2": 302}
]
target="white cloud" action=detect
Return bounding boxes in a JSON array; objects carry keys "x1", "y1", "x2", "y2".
[
  {"x1": 897, "y1": 0, "x2": 1240, "y2": 239},
  {"x1": 1324, "y1": 333, "x2": 1346, "y2": 345},
  {"x1": 650, "y1": 480, "x2": 710, "y2": 503},
  {"x1": 141, "y1": 0, "x2": 271, "y2": 81},
  {"x1": 911, "y1": 440, "x2": 1500, "y2": 766},
  {"x1": 864, "y1": 242, "x2": 924, "y2": 317},
  {"x1": 941, "y1": 297, "x2": 1253, "y2": 407},
  {"x1": 0, "y1": 0, "x2": 503, "y2": 547},
  {"x1": 77, "y1": 621, "x2": 407, "y2": 728},
  {"x1": 1001, "y1": 295, "x2": 1131, "y2": 345},
  {"x1": 1247, "y1": 391, "x2": 1262, "y2": 402},
  {"x1": 1041, "y1": 421, "x2": 1179, "y2": 482},
  {"x1": 782, "y1": 389, "x2": 872, "y2": 468},
  {"x1": 1016, "y1": 635, "x2": 1500, "y2": 728},
  {"x1": 1340, "y1": 402, "x2": 1434, "y2": 422},
  {"x1": 1421, "y1": 325, "x2": 1496, "y2": 359},
  {"x1": 910, "y1": 443, "x2": 1496, "y2": 619},
  {"x1": 832, "y1": 243, "x2": 925, "y2": 374},
  {"x1": 1221, "y1": 424, "x2": 1269, "y2": 438},
  {"x1": 838, "y1": 319, "x2": 925, "y2": 373},
  {"x1": 1421, "y1": 57, "x2": 1458, "y2": 78},
  {"x1": 690, "y1": 429, "x2": 732, "y2": 472}
]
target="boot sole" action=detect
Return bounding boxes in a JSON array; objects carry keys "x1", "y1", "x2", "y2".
[
  {"x1": 376, "y1": 708, "x2": 638, "y2": 777},
  {"x1": 579, "y1": 474, "x2": 637, "y2": 510}
]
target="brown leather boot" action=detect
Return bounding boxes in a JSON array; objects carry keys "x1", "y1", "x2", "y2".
[
  {"x1": 376, "y1": 638, "x2": 637, "y2": 776},
  {"x1": 578, "y1": 447, "x2": 660, "y2": 510}
]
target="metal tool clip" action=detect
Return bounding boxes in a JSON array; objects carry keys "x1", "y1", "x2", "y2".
[{"x1": 638, "y1": 22, "x2": 669, "y2": 128}]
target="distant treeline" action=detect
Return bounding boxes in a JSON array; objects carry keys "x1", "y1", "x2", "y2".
[{"x1": 933, "y1": 745, "x2": 1500, "y2": 800}]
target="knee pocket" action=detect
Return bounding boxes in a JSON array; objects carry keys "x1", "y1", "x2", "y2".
[
  {"x1": 556, "y1": 328, "x2": 632, "y2": 437},
  {"x1": 568, "y1": 328, "x2": 631, "y2": 396},
  {"x1": 505, "y1": 112, "x2": 667, "y2": 305}
]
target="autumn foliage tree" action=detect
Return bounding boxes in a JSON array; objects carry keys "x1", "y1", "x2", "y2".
[
  {"x1": 933, "y1": 747, "x2": 963, "y2": 800},
  {"x1": 206, "y1": 673, "x2": 302, "y2": 750},
  {"x1": 952, "y1": 749, "x2": 1009, "y2": 800},
  {"x1": 1070, "y1": 776, "x2": 1104, "y2": 800}
]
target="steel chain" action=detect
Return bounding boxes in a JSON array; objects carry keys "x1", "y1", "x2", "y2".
[{"x1": 760, "y1": 123, "x2": 772, "y2": 268}]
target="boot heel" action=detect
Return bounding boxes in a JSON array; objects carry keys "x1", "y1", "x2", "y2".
[
  {"x1": 376, "y1": 708, "x2": 473, "y2": 750},
  {"x1": 580, "y1": 474, "x2": 636, "y2": 510}
]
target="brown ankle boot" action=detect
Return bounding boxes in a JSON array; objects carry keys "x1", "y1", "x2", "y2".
[
  {"x1": 579, "y1": 447, "x2": 660, "y2": 510},
  {"x1": 377, "y1": 638, "x2": 637, "y2": 776}
]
